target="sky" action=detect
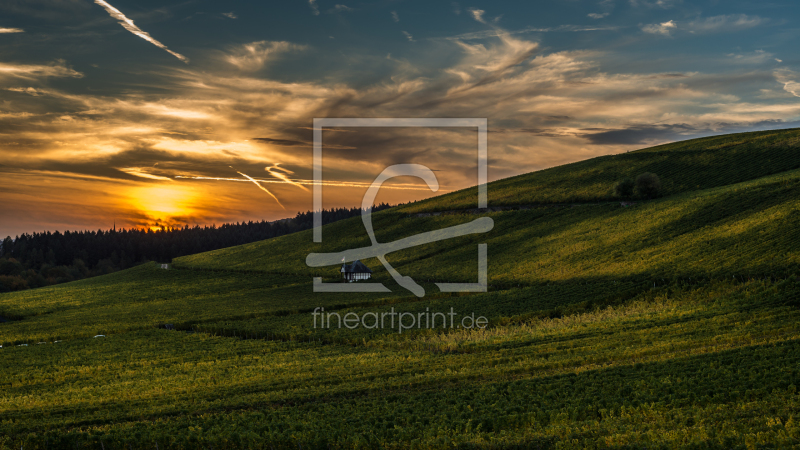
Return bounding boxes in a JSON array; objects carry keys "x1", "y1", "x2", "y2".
[{"x1": 1, "y1": 0, "x2": 799, "y2": 237}]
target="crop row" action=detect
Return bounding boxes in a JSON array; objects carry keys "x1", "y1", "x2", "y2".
[{"x1": 2, "y1": 337, "x2": 799, "y2": 449}]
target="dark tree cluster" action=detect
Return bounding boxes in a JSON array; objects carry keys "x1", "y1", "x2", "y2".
[
  {"x1": 0, "y1": 203, "x2": 393, "y2": 293},
  {"x1": 614, "y1": 173, "x2": 662, "y2": 199}
]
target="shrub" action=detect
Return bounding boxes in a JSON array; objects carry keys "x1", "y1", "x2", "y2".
[
  {"x1": 614, "y1": 178, "x2": 635, "y2": 198},
  {"x1": 636, "y1": 172, "x2": 662, "y2": 199}
]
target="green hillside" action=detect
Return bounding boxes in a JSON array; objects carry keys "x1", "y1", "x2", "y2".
[
  {"x1": 1, "y1": 129, "x2": 799, "y2": 449},
  {"x1": 401, "y1": 127, "x2": 800, "y2": 212}
]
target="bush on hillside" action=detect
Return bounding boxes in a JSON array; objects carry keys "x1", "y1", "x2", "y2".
[
  {"x1": 636, "y1": 172, "x2": 662, "y2": 199},
  {"x1": 614, "y1": 178, "x2": 635, "y2": 198}
]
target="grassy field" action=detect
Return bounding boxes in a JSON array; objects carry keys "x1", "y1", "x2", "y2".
[
  {"x1": 1, "y1": 129, "x2": 799, "y2": 449},
  {"x1": 399, "y1": 127, "x2": 800, "y2": 212}
]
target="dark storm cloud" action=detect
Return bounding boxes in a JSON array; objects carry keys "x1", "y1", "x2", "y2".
[
  {"x1": 581, "y1": 120, "x2": 798, "y2": 145},
  {"x1": 582, "y1": 124, "x2": 699, "y2": 145}
]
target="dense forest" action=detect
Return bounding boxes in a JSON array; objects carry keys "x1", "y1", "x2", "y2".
[{"x1": 0, "y1": 204, "x2": 393, "y2": 293}]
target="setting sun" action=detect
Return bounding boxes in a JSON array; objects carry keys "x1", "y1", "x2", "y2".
[{"x1": 126, "y1": 185, "x2": 200, "y2": 230}]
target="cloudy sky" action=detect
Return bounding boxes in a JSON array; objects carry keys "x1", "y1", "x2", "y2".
[{"x1": 1, "y1": 0, "x2": 799, "y2": 236}]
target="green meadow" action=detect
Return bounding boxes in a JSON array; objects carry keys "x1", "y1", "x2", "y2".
[{"x1": 1, "y1": 129, "x2": 799, "y2": 449}]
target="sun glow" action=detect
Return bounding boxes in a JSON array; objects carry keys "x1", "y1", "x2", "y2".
[{"x1": 126, "y1": 185, "x2": 200, "y2": 230}]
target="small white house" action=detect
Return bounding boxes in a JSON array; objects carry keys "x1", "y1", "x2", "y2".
[{"x1": 341, "y1": 260, "x2": 372, "y2": 282}]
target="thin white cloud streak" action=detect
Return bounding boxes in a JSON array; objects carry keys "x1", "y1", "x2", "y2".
[
  {"x1": 686, "y1": 14, "x2": 765, "y2": 33},
  {"x1": 330, "y1": 4, "x2": 354, "y2": 13},
  {"x1": 440, "y1": 24, "x2": 620, "y2": 40},
  {"x1": 0, "y1": 61, "x2": 83, "y2": 79},
  {"x1": 391, "y1": 11, "x2": 399, "y2": 22},
  {"x1": 93, "y1": 0, "x2": 189, "y2": 64},
  {"x1": 629, "y1": 0, "x2": 679, "y2": 8},
  {"x1": 175, "y1": 176, "x2": 445, "y2": 191},
  {"x1": 642, "y1": 15, "x2": 765, "y2": 37},
  {"x1": 726, "y1": 50, "x2": 775, "y2": 65},
  {"x1": 119, "y1": 167, "x2": 173, "y2": 181},
  {"x1": 0, "y1": 28, "x2": 24, "y2": 33},
  {"x1": 588, "y1": 13, "x2": 609, "y2": 19},
  {"x1": 236, "y1": 171, "x2": 285, "y2": 209},
  {"x1": 402, "y1": 31, "x2": 415, "y2": 42},
  {"x1": 309, "y1": 0, "x2": 320, "y2": 15}
]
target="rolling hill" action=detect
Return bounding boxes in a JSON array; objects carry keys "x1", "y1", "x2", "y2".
[{"x1": 0, "y1": 129, "x2": 799, "y2": 449}]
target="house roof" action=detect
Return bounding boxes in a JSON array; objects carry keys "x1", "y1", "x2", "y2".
[{"x1": 341, "y1": 260, "x2": 372, "y2": 273}]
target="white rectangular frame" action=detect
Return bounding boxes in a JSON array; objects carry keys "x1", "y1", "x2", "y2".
[{"x1": 312, "y1": 118, "x2": 488, "y2": 242}]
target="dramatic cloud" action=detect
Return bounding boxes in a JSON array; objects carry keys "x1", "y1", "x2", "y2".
[
  {"x1": 2, "y1": 2, "x2": 798, "y2": 235},
  {"x1": 4, "y1": 29, "x2": 796, "y2": 191},
  {"x1": 446, "y1": 32, "x2": 539, "y2": 91},
  {"x1": 642, "y1": 20, "x2": 676, "y2": 35},
  {"x1": 93, "y1": 0, "x2": 189, "y2": 63},
  {"x1": 0, "y1": 27, "x2": 24, "y2": 33},
  {"x1": 224, "y1": 41, "x2": 307, "y2": 71}
]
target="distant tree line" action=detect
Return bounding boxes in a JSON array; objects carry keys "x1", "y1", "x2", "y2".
[{"x1": 0, "y1": 204, "x2": 393, "y2": 293}]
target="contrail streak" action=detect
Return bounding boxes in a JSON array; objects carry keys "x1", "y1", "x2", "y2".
[
  {"x1": 266, "y1": 164, "x2": 309, "y2": 192},
  {"x1": 237, "y1": 171, "x2": 285, "y2": 209},
  {"x1": 94, "y1": 0, "x2": 189, "y2": 63},
  {"x1": 174, "y1": 176, "x2": 447, "y2": 191}
]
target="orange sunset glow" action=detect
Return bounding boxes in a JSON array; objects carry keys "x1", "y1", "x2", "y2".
[
  {"x1": 126, "y1": 185, "x2": 201, "y2": 230},
  {"x1": 1, "y1": 1, "x2": 799, "y2": 238}
]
